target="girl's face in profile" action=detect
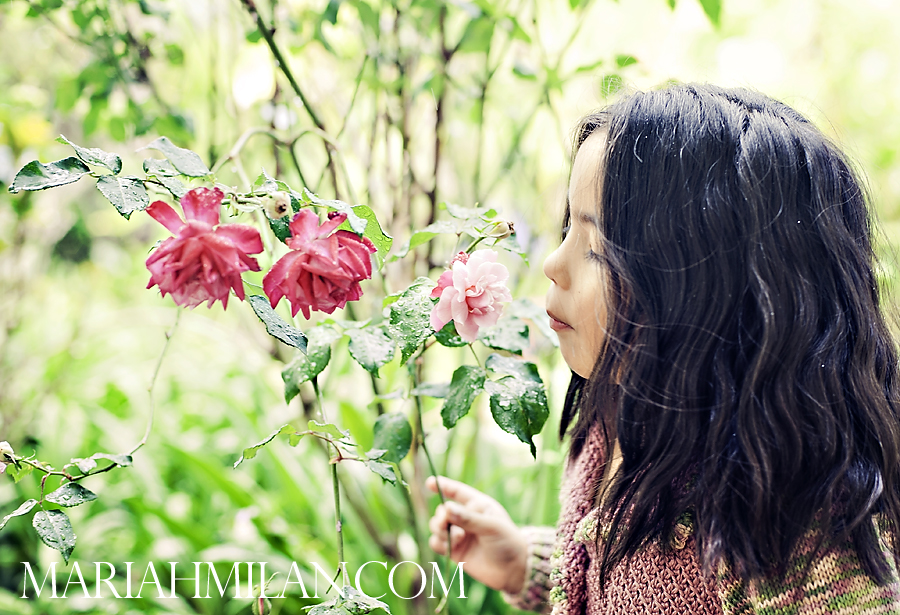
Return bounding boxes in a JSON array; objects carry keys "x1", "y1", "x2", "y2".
[{"x1": 543, "y1": 131, "x2": 608, "y2": 379}]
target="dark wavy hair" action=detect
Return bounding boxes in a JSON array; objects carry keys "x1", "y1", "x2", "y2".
[{"x1": 559, "y1": 84, "x2": 900, "y2": 586}]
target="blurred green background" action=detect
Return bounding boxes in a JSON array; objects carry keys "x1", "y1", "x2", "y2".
[{"x1": 1, "y1": 0, "x2": 899, "y2": 613}]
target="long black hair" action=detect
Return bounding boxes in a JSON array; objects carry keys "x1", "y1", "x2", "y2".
[{"x1": 559, "y1": 84, "x2": 900, "y2": 586}]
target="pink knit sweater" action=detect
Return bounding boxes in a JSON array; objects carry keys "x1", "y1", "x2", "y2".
[{"x1": 504, "y1": 424, "x2": 900, "y2": 615}]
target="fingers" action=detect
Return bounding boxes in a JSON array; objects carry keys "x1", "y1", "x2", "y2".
[
  {"x1": 425, "y1": 476, "x2": 490, "y2": 506},
  {"x1": 429, "y1": 501, "x2": 496, "y2": 536},
  {"x1": 428, "y1": 523, "x2": 465, "y2": 557}
]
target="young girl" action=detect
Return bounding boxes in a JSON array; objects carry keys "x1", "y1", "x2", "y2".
[{"x1": 426, "y1": 84, "x2": 900, "y2": 614}]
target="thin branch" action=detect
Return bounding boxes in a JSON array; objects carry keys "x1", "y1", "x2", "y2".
[{"x1": 129, "y1": 309, "x2": 182, "y2": 456}]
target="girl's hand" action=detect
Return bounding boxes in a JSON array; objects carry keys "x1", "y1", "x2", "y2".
[{"x1": 426, "y1": 476, "x2": 528, "y2": 595}]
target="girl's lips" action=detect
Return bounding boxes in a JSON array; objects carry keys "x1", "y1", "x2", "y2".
[{"x1": 547, "y1": 310, "x2": 572, "y2": 331}]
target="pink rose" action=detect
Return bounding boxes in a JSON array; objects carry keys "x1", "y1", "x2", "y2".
[
  {"x1": 145, "y1": 187, "x2": 263, "y2": 309},
  {"x1": 263, "y1": 209, "x2": 376, "y2": 319},
  {"x1": 430, "y1": 249, "x2": 512, "y2": 343}
]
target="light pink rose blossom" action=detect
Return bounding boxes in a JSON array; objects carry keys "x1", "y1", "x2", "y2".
[
  {"x1": 263, "y1": 209, "x2": 376, "y2": 319},
  {"x1": 430, "y1": 249, "x2": 512, "y2": 343},
  {"x1": 145, "y1": 187, "x2": 263, "y2": 309}
]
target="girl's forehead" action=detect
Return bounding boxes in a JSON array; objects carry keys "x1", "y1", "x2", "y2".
[{"x1": 568, "y1": 131, "x2": 606, "y2": 218}]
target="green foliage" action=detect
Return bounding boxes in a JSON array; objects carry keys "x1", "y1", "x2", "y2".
[
  {"x1": 43, "y1": 483, "x2": 98, "y2": 507},
  {"x1": 441, "y1": 365, "x2": 488, "y2": 429},
  {"x1": 249, "y1": 295, "x2": 310, "y2": 352},
  {"x1": 95, "y1": 175, "x2": 149, "y2": 219},
  {"x1": 8, "y1": 157, "x2": 90, "y2": 193},
  {"x1": 282, "y1": 325, "x2": 342, "y2": 402},
  {"x1": 32, "y1": 510, "x2": 76, "y2": 563},
  {"x1": 347, "y1": 325, "x2": 396, "y2": 376},
  {"x1": 386, "y1": 278, "x2": 436, "y2": 364}
]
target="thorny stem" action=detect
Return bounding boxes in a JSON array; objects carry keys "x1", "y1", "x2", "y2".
[
  {"x1": 129, "y1": 309, "x2": 182, "y2": 456},
  {"x1": 312, "y1": 377, "x2": 347, "y2": 587}
]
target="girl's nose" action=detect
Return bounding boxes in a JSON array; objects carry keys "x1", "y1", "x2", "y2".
[{"x1": 543, "y1": 245, "x2": 568, "y2": 289}]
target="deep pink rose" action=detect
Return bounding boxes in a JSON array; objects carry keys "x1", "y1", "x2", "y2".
[
  {"x1": 145, "y1": 187, "x2": 263, "y2": 309},
  {"x1": 430, "y1": 249, "x2": 512, "y2": 343},
  {"x1": 263, "y1": 209, "x2": 376, "y2": 319}
]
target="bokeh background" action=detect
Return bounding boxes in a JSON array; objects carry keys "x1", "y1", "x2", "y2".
[{"x1": 1, "y1": 0, "x2": 899, "y2": 613}]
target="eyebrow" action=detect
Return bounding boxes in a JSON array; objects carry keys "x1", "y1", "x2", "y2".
[{"x1": 565, "y1": 193, "x2": 601, "y2": 230}]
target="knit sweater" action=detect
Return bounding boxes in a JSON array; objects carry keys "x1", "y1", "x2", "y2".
[{"x1": 504, "y1": 424, "x2": 900, "y2": 615}]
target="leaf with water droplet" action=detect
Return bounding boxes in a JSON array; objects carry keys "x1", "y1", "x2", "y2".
[
  {"x1": 441, "y1": 365, "x2": 487, "y2": 429},
  {"x1": 369, "y1": 413, "x2": 412, "y2": 463},
  {"x1": 249, "y1": 295, "x2": 309, "y2": 353},
  {"x1": 96, "y1": 175, "x2": 149, "y2": 219},
  {"x1": 45, "y1": 483, "x2": 98, "y2": 507},
  {"x1": 143, "y1": 136, "x2": 210, "y2": 177},
  {"x1": 9, "y1": 157, "x2": 90, "y2": 193},
  {"x1": 58, "y1": 135, "x2": 122, "y2": 174},
  {"x1": 485, "y1": 370, "x2": 549, "y2": 458},
  {"x1": 32, "y1": 510, "x2": 76, "y2": 563},
  {"x1": 477, "y1": 317, "x2": 529, "y2": 355},
  {"x1": 434, "y1": 320, "x2": 467, "y2": 348},
  {"x1": 347, "y1": 325, "x2": 395, "y2": 377},
  {"x1": 387, "y1": 278, "x2": 436, "y2": 364}
]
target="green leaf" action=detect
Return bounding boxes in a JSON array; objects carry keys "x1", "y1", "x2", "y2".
[
  {"x1": 90, "y1": 452, "x2": 133, "y2": 467},
  {"x1": 57, "y1": 135, "x2": 122, "y2": 173},
  {"x1": 506, "y1": 16, "x2": 531, "y2": 43},
  {"x1": 698, "y1": 0, "x2": 720, "y2": 25},
  {"x1": 363, "y1": 459, "x2": 399, "y2": 485},
  {"x1": 485, "y1": 376, "x2": 548, "y2": 458},
  {"x1": 143, "y1": 136, "x2": 210, "y2": 177},
  {"x1": 391, "y1": 220, "x2": 458, "y2": 261},
  {"x1": 308, "y1": 420, "x2": 348, "y2": 440},
  {"x1": 369, "y1": 413, "x2": 412, "y2": 463},
  {"x1": 96, "y1": 175, "x2": 149, "y2": 220},
  {"x1": 410, "y1": 381, "x2": 449, "y2": 398},
  {"x1": 69, "y1": 457, "x2": 97, "y2": 474},
  {"x1": 485, "y1": 353, "x2": 542, "y2": 382},
  {"x1": 457, "y1": 17, "x2": 494, "y2": 53},
  {"x1": 143, "y1": 158, "x2": 179, "y2": 177},
  {"x1": 507, "y1": 298, "x2": 558, "y2": 346},
  {"x1": 304, "y1": 190, "x2": 368, "y2": 236},
  {"x1": 434, "y1": 320, "x2": 467, "y2": 348},
  {"x1": 7, "y1": 463, "x2": 33, "y2": 483},
  {"x1": 615, "y1": 54, "x2": 638, "y2": 69},
  {"x1": 444, "y1": 202, "x2": 493, "y2": 221},
  {"x1": 600, "y1": 74, "x2": 624, "y2": 97},
  {"x1": 573, "y1": 58, "x2": 604, "y2": 75},
  {"x1": 9, "y1": 157, "x2": 90, "y2": 194},
  {"x1": 667, "y1": 0, "x2": 676, "y2": 7},
  {"x1": 44, "y1": 483, "x2": 97, "y2": 507},
  {"x1": 143, "y1": 159, "x2": 187, "y2": 199},
  {"x1": 281, "y1": 325, "x2": 341, "y2": 403},
  {"x1": 441, "y1": 365, "x2": 487, "y2": 429},
  {"x1": 248, "y1": 295, "x2": 308, "y2": 352},
  {"x1": 234, "y1": 424, "x2": 295, "y2": 468},
  {"x1": 32, "y1": 510, "x2": 76, "y2": 563},
  {"x1": 346, "y1": 326, "x2": 395, "y2": 376},
  {"x1": 305, "y1": 585, "x2": 390, "y2": 615},
  {"x1": 387, "y1": 278, "x2": 436, "y2": 364},
  {"x1": 477, "y1": 317, "x2": 529, "y2": 355},
  {"x1": 347, "y1": 204, "x2": 392, "y2": 265},
  {"x1": 354, "y1": 0, "x2": 379, "y2": 34},
  {"x1": 0, "y1": 499, "x2": 38, "y2": 531}
]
